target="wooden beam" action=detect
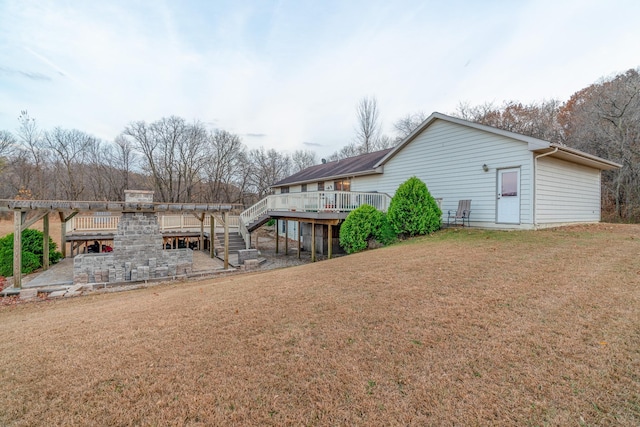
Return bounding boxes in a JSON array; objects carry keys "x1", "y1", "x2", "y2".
[
  {"x1": 224, "y1": 211, "x2": 229, "y2": 270},
  {"x1": 311, "y1": 222, "x2": 316, "y2": 262},
  {"x1": 275, "y1": 219, "x2": 279, "y2": 254},
  {"x1": 212, "y1": 213, "x2": 225, "y2": 225},
  {"x1": 13, "y1": 210, "x2": 25, "y2": 288},
  {"x1": 43, "y1": 213, "x2": 50, "y2": 270},
  {"x1": 21, "y1": 210, "x2": 50, "y2": 231}
]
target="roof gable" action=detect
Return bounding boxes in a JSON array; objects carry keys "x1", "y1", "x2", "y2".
[
  {"x1": 273, "y1": 148, "x2": 392, "y2": 187},
  {"x1": 375, "y1": 112, "x2": 621, "y2": 171}
]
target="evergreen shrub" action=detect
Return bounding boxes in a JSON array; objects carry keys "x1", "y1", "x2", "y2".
[
  {"x1": 387, "y1": 176, "x2": 442, "y2": 237},
  {"x1": 0, "y1": 229, "x2": 62, "y2": 276},
  {"x1": 339, "y1": 204, "x2": 396, "y2": 254}
]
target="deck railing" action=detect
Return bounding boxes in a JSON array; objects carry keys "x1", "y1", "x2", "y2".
[
  {"x1": 69, "y1": 213, "x2": 239, "y2": 233},
  {"x1": 238, "y1": 191, "x2": 392, "y2": 243},
  {"x1": 265, "y1": 191, "x2": 391, "y2": 213}
]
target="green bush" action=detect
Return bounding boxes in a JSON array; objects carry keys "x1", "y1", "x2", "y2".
[
  {"x1": 339, "y1": 204, "x2": 396, "y2": 254},
  {"x1": 0, "y1": 229, "x2": 63, "y2": 276},
  {"x1": 387, "y1": 176, "x2": 442, "y2": 237}
]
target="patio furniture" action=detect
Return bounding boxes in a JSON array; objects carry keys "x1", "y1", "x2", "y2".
[{"x1": 447, "y1": 199, "x2": 471, "y2": 227}]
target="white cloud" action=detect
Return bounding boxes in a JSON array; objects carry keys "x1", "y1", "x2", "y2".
[{"x1": 0, "y1": 0, "x2": 638, "y2": 157}]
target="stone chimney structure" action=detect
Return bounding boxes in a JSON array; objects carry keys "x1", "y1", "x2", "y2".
[{"x1": 73, "y1": 190, "x2": 193, "y2": 284}]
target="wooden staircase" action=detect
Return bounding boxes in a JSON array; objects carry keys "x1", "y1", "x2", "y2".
[{"x1": 244, "y1": 213, "x2": 270, "y2": 232}]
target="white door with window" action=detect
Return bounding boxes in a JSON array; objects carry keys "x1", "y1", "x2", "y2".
[{"x1": 497, "y1": 168, "x2": 520, "y2": 223}]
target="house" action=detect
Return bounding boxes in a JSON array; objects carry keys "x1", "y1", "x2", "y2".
[{"x1": 239, "y1": 112, "x2": 621, "y2": 259}]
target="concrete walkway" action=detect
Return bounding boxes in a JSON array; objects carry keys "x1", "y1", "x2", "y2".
[{"x1": 22, "y1": 258, "x2": 74, "y2": 288}]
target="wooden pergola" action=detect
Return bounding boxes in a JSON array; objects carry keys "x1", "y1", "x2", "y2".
[{"x1": 0, "y1": 199, "x2": 242, "y2": 289}]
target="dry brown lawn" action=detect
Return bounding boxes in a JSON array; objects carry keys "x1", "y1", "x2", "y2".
[{"x1": 0, "y1": 224, "x2": 639, "y2": 426}]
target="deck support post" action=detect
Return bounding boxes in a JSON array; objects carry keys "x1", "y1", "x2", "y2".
[
  {"x1": 328, "y1": 224, "x2": 332, "y2": 260},
  {"x1": 275, "y1": 219, "x2": 279, "y2": 254},
  {"x1": 297, "y1": 221, "x2": 301, "y2": 260},
  {"x1": 13, "y1": 210, "x2": 25, "y2": 288},
  {"x1": 43, "y1": 213, "x2": 50, "y2": 270},
  {"x1": 224, "y1": 211, "x2": 229, "y2": 270},
  {"x1": 284, "y1": 221, "x2": 288, "y2": 255},
  {"x1": 209, "y1": 215, "x2": 215, "y2": 258},
  {"x1": 199, "y1": 213, "x2": 205, "y2": 251},
  {"x1": 311, "y1": 222, "x2": 316, "y2": 262}
]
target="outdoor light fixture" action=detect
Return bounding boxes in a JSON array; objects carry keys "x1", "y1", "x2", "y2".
[{"x1": 482, "y1": 164, "x2": 489, "y2": 172}]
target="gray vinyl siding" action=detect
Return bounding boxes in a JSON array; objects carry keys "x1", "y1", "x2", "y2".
[
  {"x1": 352, "y1": 120, "x2": 534, "y2": 226},
  {"x1": 536, "y1": 157, "x2": 601, "y2": 223}
]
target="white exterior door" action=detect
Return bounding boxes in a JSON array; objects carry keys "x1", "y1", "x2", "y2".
[{"x1": 497, "y1": 168, "x2": 520, "y2": 223}]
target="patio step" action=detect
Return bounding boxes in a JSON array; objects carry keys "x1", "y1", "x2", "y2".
[{"x1": 215, "y1": 233, "x2": 246, "y2": 254}]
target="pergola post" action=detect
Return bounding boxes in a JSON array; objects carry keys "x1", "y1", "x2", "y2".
[
  {"x1": 43, "y1": 213, "x2": 50, "y2": 270},
  {"x1": 13, "y1": 210, "x2": 25, "y2": 288},
  {"x1": 59, "y1": 212, "x2": 67, "y2": 258},
  {"x1": 58, "y1": 211, "x2": 78, "y2": 258}
]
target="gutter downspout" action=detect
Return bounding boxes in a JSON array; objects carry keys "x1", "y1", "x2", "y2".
[{"x1": 533, "y1": 147, "x2": 559, "y2": 227}]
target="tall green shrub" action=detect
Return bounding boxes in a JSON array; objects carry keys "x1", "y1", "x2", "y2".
[
  {"x1": 339, "y1": 204, "x2": 396, "y2": 254},
  {"x1": 0, "y1": 229, "x2": 62, "y2": 276},
  {"x1": 387, "y1": 176, "x2": 442, "y2": 237}
]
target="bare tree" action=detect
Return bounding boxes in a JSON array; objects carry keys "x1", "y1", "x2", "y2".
[
  {"x1": 325, "y1": 142, "x2": 361, "y2": 162},
  {"x1": 355, "y1": 96, "x2": 381, "y2": 153},
  {"x1": 393, "y1": 111, "x2": 428, "y2": 141},
  {"x1": 122, "y1": 116, "x2": 208, "y2": 203},
  {"x1": 203, "y1": 129, "x2": 246, "y2": 202},
  {"x1": 454, "y1": 100, "x2": 564, "y2": 143},
  {"x1": 14, "y1": 111, "x2": 49, "y2": 198},
  {"x1": 106, "y1": 136, "x2": 137, "y2": 199},
  {"x1": 0, "y1": 130, "x2": 15, "y2": 158},
  {"x1": 291, "y1": 149, "x2": 318, "y2": 173},
  {"x1": 43, "y1": 127, "x2": 96, "y2": 199},
  {"x1": 249, "y1": 147, "x2": 291, "y2": 198}
]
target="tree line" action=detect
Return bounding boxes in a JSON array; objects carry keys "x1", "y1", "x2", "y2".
[
  {"x1": 0, "y1": 113, "x2": 318, "y2": 206},
  {"x1": 0, "y1": 67, "x2": 638, "y2": 220},
  {"x1": 455, "y1": 68, "x2": 640, "y2": 222}
]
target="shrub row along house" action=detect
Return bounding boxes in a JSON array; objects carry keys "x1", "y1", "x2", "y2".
[{"x1": 238, "y1": 112, "x2": 621, "y2": 258}]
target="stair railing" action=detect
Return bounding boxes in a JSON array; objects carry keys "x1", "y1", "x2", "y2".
[{"x1": 239, "y1": 197, "x2": 269, "y2": 246}]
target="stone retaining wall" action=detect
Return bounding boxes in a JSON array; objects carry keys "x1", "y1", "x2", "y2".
[{"x1": 73, "y1": 249, "x2": 192, "y2": 284}]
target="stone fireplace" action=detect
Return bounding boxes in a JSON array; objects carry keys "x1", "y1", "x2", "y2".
[{"x1": 73, "y1": 190, "x2": 193, "y2": 284}]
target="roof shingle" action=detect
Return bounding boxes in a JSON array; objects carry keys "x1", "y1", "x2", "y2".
[{"x1": 273, "y1": 148, "x2": 393, "y2": 187}]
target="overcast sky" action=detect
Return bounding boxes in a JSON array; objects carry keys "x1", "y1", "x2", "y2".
[{"x1": 1, "y1": 0, "x2": 638, "y2": 157}]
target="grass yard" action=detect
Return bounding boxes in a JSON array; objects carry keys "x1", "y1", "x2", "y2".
[{"x1": 0, "y1": 223, "x2": 639, "y2": 425}]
